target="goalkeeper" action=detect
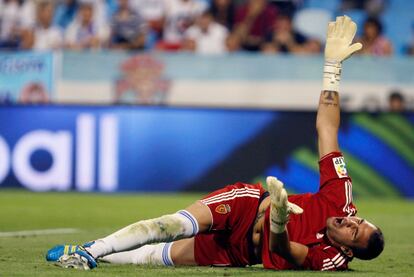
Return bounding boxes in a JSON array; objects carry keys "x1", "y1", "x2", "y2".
[{"x1": 46, "y1": 16, "x2": 384, "y2": 271}]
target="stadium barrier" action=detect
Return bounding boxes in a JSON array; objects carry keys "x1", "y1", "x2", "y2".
[
  {"x1": 1, "y1": 51, "x2": 414, "y2": 110},
  {"x1": 0, "y1": 105, "x2": 413, "y2": 198}
]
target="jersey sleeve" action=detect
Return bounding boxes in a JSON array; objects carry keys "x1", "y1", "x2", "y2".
[
  {"x1": 317, "y1": 152, "x2": 356, "y2": 216},
  {"x1": 302, "y1": 245, "x2": 349, "y2": 271}
]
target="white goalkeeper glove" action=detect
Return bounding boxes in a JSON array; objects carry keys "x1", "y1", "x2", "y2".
[
  {"x1": 267, "y1": 176, "x2": 303, "y2": 234},
  {"x1": 323, "y1": 15, "x2": 363, "y2": 92}
]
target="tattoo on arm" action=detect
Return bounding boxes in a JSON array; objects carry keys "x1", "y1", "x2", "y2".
[
  {"x1": 254, "y1": 211, "x2": 265, "y2": 225},
  {"x1": 319, "y1": 90, "x2": 339, "y2": 106}
]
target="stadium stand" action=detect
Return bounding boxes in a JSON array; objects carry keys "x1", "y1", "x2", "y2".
[{"x1": 0, "y1": 0, "x2": 412, "y2": 55}]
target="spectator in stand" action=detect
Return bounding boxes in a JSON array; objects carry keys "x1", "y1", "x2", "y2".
[
  {"x1": 232, "y1": 0, "x2": 277, "y2": 51},
  {"x1": 183, "y1": 10, "x2": 228, "y2": 54},
  {"x1": 130, "y1": 0, "x2": 165, "y2": 37},
  {"x1": 89, "y1": 0, "x2": 110, "y2": 31},
  {"x1": 157, "y1": 0, "x2": 207, "y2": 51},
  {"x1": 261, "y1": 13, "x2": 307, "y2": 54},
  {"x1": 20, "y1": 0, "x2": 36, "y2": 28},
  {"x1": 65, "y1": 0, "x2": 109, "y2": 50},
  {"x1": 0, "y1": 0, "x2": 23, "y2": 49},
  {"x1": 21, "y1": 0, "x2": 63, "y2": 50},
  {"x1": 109, "y1": 0, "x2": 146, "y2": 50},
  {"x1": 210, "y1": 0, "x2": 236, "y2": 31},
  {"x1": 54, "y1": 0, "x2": 79, "y2": 29},
  {"x1": 388, "y1": 90, "x2": 406, "y2": 113},
  {"x1": 357, "y1": 17, "x2": 392, "y2": 56}
]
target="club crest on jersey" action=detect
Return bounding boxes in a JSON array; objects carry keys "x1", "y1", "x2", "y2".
[
  {"x1": 333, "y1": 157, "x2": 348, "y2": 178},
  {"x1": 215, "y1": 204, "x2": 231, "y2": 215}
]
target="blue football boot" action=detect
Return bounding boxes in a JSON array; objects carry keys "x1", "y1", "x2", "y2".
[{"x1": 46, "y1": 243, "x2": 97, "y2": 270}]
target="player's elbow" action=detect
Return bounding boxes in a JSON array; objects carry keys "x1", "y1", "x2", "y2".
[
  {"x1": 270, "y1": 245, "x2": 301, "y2": 267},
  {"x1": 316, "y1": 124, "x2": 338, "y2": 139},
  {"x1": 270, "y1": 240, "x2": 290, "y2": 258},
  {"x1": 270, "y1": 244, "x2": 286, "y2": 258},
  {"x1": 270, "y1": 235, "x2": 287, "y2": 254}
]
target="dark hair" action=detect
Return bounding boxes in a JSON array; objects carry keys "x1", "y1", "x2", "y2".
[
  {"x1": 364, "y1": 17, "x2": 383, "y2": 35},
  {"x1": 389, "y1": 91, "x2": 405, "y2": 102},
  {"x1": 210, "y1": 1, "x2": 235, "y2": 31},
  {"x1": 352, "y1": 228, "x2": 384, "y2": 260}
]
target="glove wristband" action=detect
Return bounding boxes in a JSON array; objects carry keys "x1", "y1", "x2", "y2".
[
  {"x1": 270, "y1": 207, "x2": 288, "y2": 234},
  {"x1": 323, "y1": 60, "x2": 342, "y2": 92},
  {"x1": 270, "y1": 218, "x2": 287, "y2": 234}
]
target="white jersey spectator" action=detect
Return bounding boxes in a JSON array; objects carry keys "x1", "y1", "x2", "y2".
[
  {"x1": 65, "y1": 1, "x2": 109, "y2": 50},
  {"x1": 89, "y1": 0, "x2": 109, "y2": 29},
  {"x1": 163, "y1": 0, "x2": 207, "y2": 44},
  {"x1": 20, "y1": 0, "x2": 36, "y2": 29},
  {"x1": 184, "y1": 11, "x2": 228, "y2": 54},
  {"x1": 0, "y1": 0, "x2": 36, "y2": 48},
  {"x1": 110, "y1": 0, "x2": 146, "y2": 50},
  {"x1": 34, "y1": 27, "x2": 62, "y2": 50},
  {"x1": 33, "y1": 1, "x2": 63, "y2": 50},
  {"x1": 0, "y1": 0, "x2": 20, "y2": 41}
]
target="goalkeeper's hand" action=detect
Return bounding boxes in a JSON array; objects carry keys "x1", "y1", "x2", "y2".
[
  {"x1": 267, "y1": 176, "x2": 303, "y2": 234},
  {"x1": 323, "y1": 15, "x2": 363, "y2": 92}
]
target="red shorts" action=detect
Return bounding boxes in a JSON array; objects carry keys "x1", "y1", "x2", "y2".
[{"x1": 194, "y1": 182, "x2": 267, "y2": 267}]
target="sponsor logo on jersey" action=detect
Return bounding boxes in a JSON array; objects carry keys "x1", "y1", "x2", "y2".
[
  {"x1": 333, "y1": 156, "x2": 348, "y2": 178},
  {"x1": 215, "y1": 204, "x2": 231, "y2": 214}
]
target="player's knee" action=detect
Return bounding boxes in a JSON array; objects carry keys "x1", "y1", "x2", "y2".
[
  {"x1": 184, "y1": 201, "x2": 213, "y2": 232},
  {"x1": 170, "y1": 239, "x2": 197, "y2": 266},
  {"x1": 152, "y1": 210, "x2": 199, "y2": 239}
]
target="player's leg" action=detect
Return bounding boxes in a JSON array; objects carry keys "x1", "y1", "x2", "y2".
[
  {"x1": 83, "y1": 201, "x2": 211, "y2": 259},
  {"x1": 99, "y1": 238, "x2": 196, "y2": 266}
]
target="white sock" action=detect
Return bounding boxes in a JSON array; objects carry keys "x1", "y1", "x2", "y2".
[
  {"x1": 99, "y1": 243, "x2": 174, "y2": 266},
  {"x1": 86, "y1": 210, "x2": 198, "y2": 258}
]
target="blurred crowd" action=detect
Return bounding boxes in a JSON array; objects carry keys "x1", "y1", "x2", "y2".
[{"x1": 0, "y1": 0, "x2": 413, "y2": 55}]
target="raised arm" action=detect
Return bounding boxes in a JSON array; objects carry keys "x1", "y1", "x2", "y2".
[
  {"x1": 317, "y1": 16, "x2": 362, "y2": 158},
  {"x1": 268, "y1": 16, "x2": 362, "y2": 267}
]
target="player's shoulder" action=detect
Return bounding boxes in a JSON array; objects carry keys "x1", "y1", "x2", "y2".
[
  {"x1": 318, "y1": 151, "x2": 352, "y2": 190},
  {"x1": 319, "y1": 152, "x2": 349, "y2": 178},
  {"x1": 306, "y1": 244, "x2": 349, "y2": 271}
]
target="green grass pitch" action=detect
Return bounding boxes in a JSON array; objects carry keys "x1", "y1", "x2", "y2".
[{"x1": 0, "y1": 190, "x2": 413, "y2": 277}]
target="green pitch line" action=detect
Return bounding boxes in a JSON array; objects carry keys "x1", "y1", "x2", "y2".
[{"x1": 353, "y1": 114, "x2": 414, "y2": 167}]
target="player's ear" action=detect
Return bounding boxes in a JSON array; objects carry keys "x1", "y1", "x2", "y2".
[{"x1": 340, "y1": 246, "x2": 353, "y2": 258}]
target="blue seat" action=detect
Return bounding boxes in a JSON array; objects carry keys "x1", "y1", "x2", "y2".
[
  {"x1": 293, "y1": 8, "x2": 333, "y2": 41},
  {"x1": 304, "y1": 0, "x2": 341, "y2": 11},
  {"x1": 387, "y1": 0, "x2": 414, "y2": 12},
  {"x1": 381, "y1": 10, "x2": 414, "y2": 55},
  {"x1": 342, "y1": 9, "x2": 367, "y2": 35}
]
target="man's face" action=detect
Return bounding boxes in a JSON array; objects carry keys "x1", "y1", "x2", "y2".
[
  {"x1": 326, "y1": 216, "x2": 377, "y2": 251},
  {"x1": 80, "y1": 4, "x2": 93, "y2": 25},
  {"x1": 37, "y1": 3, "x2": 54, "y2": 27},
  {"x1": 364, "y1": 23, "x2": 379, "y2": 40},
  {"x1": 389, "y1": 98, "x2": 404, "y2": 112}
]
